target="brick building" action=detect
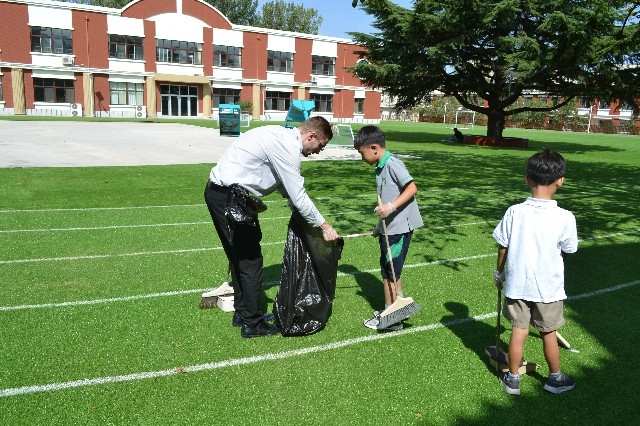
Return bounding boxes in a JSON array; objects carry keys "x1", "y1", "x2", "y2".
[{"x1": 0, "y1": 0, "x2": 382, "y2": 122}]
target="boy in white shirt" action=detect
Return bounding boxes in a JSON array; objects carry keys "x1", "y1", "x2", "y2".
[{"x1": 492, "y1": 149, "x2": 578, "y2": 395}]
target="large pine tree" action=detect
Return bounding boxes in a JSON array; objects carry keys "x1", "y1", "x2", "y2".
[{"x1": 352, "y1": 0, "x2": 640, "y2": 138}]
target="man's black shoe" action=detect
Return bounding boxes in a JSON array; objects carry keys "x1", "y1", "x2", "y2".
[
  {"x1": 232, "y1": 312, "x2": 243, "y2": 327},
  {"x1": 240, "y1": 321, "x2": 280, "y2": 338}
]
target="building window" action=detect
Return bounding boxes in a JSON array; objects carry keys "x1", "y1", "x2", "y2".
[
  {"x1": 109, "y1": 35, "x2": 143, "y2": 60},
  {"x1": 156, "y1": 39, "x2": 202, "y2": 65},
  {"x1": 355, "y1": 98, "x2": 364, "y2": 114},
  {"x1": 311, "y1": 56, "x2": 335, "y2": 76},
  {"x1": 212, "y1": 88, "x2": 240, "y2": 108},
  {"x1": 214, "y1": 45, "x2": 241, "y2": 68},
  {"x1": 267, "y1": 51, "x2": 294, "y2": 73},
  {"x1": 31, "y1": 27, "x2": 72, "y2": 54},
  {"x1": 311, "y1": 94, "x2": 333, "y2": 113},
  {"x1": 34, "y1": 78, "x2": 74, "y2": 103},
  {"x1": 598, "y1": 98, "x2": 610, "y2": 109},
  {"x1": 265, "y1": 91, "x2": 291, "y2": 111},
  {"x1": 109, "y1": 82, "x2": 143, "y2": 105}
]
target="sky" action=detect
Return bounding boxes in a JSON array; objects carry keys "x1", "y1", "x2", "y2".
[{"x1": 257, "y1": 0, "x2": 414, "y2": 39}]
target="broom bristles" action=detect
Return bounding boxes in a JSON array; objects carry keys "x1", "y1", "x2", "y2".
[{"x1": 376, "y1": 297, "x2": 421, "y2": 329}]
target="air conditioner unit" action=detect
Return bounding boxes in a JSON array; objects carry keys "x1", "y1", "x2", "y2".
[
  {"x1": 62, "y1": 56, "x2": 75, "y2": 66},
  {"x1": 135, "y1": 105, "x2": 147, "y2": 119}
]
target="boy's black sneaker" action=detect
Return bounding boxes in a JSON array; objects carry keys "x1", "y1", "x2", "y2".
[
  {"x1": 240, "y1": 320, "x2": 280, "y2": 338},
  {"x1": 543, "y1": 373, "x2": 576, "y2": 394},
  {"x1": 501, "y1": 371, "x2": 521, "y2": 396}
]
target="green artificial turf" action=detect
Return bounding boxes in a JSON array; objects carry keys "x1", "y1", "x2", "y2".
[{"x1": 0, "y1": 122, "x2": 639, "y2": 424}]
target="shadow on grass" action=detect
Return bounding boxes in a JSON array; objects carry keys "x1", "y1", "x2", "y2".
[
  {"x1": 434, "y1": 241, "x2": 640, "y2": 424},
  {"x1": 337, "y1": 264, "x2": 384, "y2": 312}
]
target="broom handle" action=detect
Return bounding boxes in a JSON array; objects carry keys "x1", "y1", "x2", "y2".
[
  {"x1": 496, "y1": 287, "x2": 502, "y2": 378},
  {"x1": 378, "y1": 195, "x2": 398, "y2": 284}
]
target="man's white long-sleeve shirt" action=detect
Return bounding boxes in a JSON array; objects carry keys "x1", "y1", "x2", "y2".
[{"x1": 209, "y1": 125, "x2": 325, "y2": 227}]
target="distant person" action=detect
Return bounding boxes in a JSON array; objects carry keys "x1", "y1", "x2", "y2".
[
  {"x1": 492, "y1": 149, "x2": 578, "y2": 395},
  {"x1": 453, "y1": 127, "x2": 464, "y2": 143},
  {"x1": 204, "y1": 117, "x2": 340, "y2": 338},
  {"x1": 354, "y1": 125, "x2": 424, "y2": 331}
]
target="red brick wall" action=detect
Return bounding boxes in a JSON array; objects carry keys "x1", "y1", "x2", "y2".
[
  {"x1": 23, "y1": 69, "x2": 34, "y2": 109},
  {"x1": 182, "y1": 0, "x2": 231, "y2": 29},
  {"x1": 122, "y1": 0, "x2": 175, "y2": 19},
  {"x1": 337, "y1": 43, "x2": 365, "y2": 87},
  {"x1": 93, "y1": 74, "x2": 109, "y2": 112},
  {"x1": 2, "y1": 69, "x2": 14, "y2": 108},
  {"x1": 143, "y1": 20, "x2": 156, "y2": 72},
  {"x1": 333, "y1": 89, "x2": 355, "y2": 118},
  {"x1": 0, "y1": 2, "x2": 30, "y2": 64},
  {"x1": 294, "y1": 38, "x2": 312, "y2": 84},
  {"x1": 240, "y1": 83, "x2": 253, "y2": 103},
  {"x1": 203, "y1": 27, "x2": 213, "y2": 76},
  {"x1": 72, "y1": 11, "x2": 108, "y2": 69},
  {"x1": 197, "y1": 85, "x2": 203, "y2": 115},
  {"x1": 242, "y1": 32, "x2": 267, "y2": 80},
  {"x1": 74, "y1": 72, "x2": 84, "y2": 105},
  {"x1": 364, "y1": 91, "x2": 381, "y2": 119}
]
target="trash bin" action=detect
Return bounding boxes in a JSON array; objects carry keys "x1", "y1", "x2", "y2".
[{"x1": 218, "y1": 103, "x2": 241, "y2": 137}]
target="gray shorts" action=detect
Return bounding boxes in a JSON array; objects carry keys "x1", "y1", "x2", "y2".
[{"x1": 503, "y1": 298, "x2": 565, "y2": 332}]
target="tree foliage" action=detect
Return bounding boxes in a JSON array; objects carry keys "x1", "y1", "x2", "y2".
[
  {"x1": 259, "y1": 0, "x2": 323, "y2": 34},
  {"x1": 351, "y1": 0, "x2": 640, "y2": 137}
]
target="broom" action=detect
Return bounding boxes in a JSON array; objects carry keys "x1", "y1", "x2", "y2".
[{"x1": 371, "y1": 195, "x2": 421, "y2": 330}]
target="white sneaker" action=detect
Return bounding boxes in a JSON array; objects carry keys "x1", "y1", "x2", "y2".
[
  {"x1": 363, "y1": 314, "x2": 381, "y2": 330},
  {"x1": 201, "y1": 281, "x2": 234, "y2": 299}
]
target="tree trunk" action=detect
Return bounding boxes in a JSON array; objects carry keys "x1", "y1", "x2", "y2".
[{"x1": 486, "y1": 110, "x2": 505, "y2": 139}]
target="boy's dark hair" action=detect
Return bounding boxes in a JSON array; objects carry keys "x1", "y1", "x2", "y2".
[
  {"x1": 526, "y1": 149, "x2": 566, "y2": 185},
  {"x1": 354, "y1": 125, "x2": 386, "y2": 149}
]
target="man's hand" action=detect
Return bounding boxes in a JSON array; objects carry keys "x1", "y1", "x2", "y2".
[
  {"x1": 493, "y1": 270, "x2": 505, "y2": 289},
  {"x1": 320, "y1": 222, "x2": 339, "y2": 241},
  {"x1": 374, "y1": 202, "x2": 396, "y2": 219}
]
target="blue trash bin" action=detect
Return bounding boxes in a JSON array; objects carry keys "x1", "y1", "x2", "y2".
[{"x1": 218, "y1": 104, "x2": 241, "y2": 137}]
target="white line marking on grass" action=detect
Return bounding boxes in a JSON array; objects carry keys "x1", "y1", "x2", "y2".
[
  {"x1": 1, "y1": 279, "x2": 638, "y2": 398},
  {"x1": 0, "y1": 250, "x2": 494, "y2": 312},
  {"x1": 0, "y1": 211, "x2": 366, "y2": 234},
  {"x1": 1, "y1": 227, "x2": 636, "y2": 312},
  {"x1": 0, "y1": 241, "x2": 285, "y2": 265},
  {"x1": 0, "y1": 220, "x2": 488, "y2": 264}
]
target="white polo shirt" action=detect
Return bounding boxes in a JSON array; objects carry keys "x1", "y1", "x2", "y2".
[
  {"x1": 210, "y1": 125, "x2": 325, "y2": 227},
  {"x1": 492, "y1": 197, "x2": 578, "y2": 303}
]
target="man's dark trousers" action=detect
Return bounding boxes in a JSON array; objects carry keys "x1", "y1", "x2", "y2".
[{"x1": 204, "y1": 182, "x2": 265, "y2": 328}]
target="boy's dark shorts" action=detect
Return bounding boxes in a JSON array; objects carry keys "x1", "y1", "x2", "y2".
[
  {"x1": 503, "y1": 298, "x2": 565, "y2": 332},
  {"x1": 379, "y1": 231, "x2": 413, "y2": 281}
]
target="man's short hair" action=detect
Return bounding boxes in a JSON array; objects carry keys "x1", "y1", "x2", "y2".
[
  {"x1": 354, "y1": 125, "x2": 386, "y2": 149},
  {"x1": 526, "y1": 149, "x2": 566, "y2": 185},
  {"x1": 301, "y1": 116, "x2": 333, "y2": 141}
]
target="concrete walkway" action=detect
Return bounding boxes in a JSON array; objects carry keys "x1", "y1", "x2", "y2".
[
  {"x1": 0, "y1": 121, "x2": 234, "y2": 167},
  {"x1": 0, "y1": 121, "x2": 360, "y2": 168}
]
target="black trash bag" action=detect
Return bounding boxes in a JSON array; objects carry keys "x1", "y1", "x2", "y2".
[
  {"x1": 273, "y1": 212, "x2": 344, "y2": 336},
  {"x1": 224, "y1": 184, "x2": 267, "y2": 227}
]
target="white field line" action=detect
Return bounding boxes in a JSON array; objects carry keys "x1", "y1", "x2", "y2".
[
  {"x1": 0, "y1": 220, "x2": 489, "y2": 265},
  {"x1": 0, "y1": 191, "x2": 448, "y2": 214},
  {"x1": 1, "y1": 278, "x2": 638, "y2": 398},
  {"x1": 0, "y1": 250, "x2": 492, "y2": 312},
  {"x1": 0, "y1": 210, "x2": 366, "y2": 234},
  {"x1": 0, "y1": 184, "x2": 600, "y2": 214},
  {"x1": 1, "y1": 227, "x2": 636, "y2": 312}
]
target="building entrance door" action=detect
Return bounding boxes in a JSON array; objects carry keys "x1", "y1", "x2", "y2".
[{"x1": 160, "y1": 85, "x2": 198, "y2": 116}]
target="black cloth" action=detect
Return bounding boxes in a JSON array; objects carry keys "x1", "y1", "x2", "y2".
[
  {"x1": 273, "y1": 212, "x2": 344, "y2": 336},
  {"x1": 204, "y1": 181, "x2": 265, "y2": 327}
]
